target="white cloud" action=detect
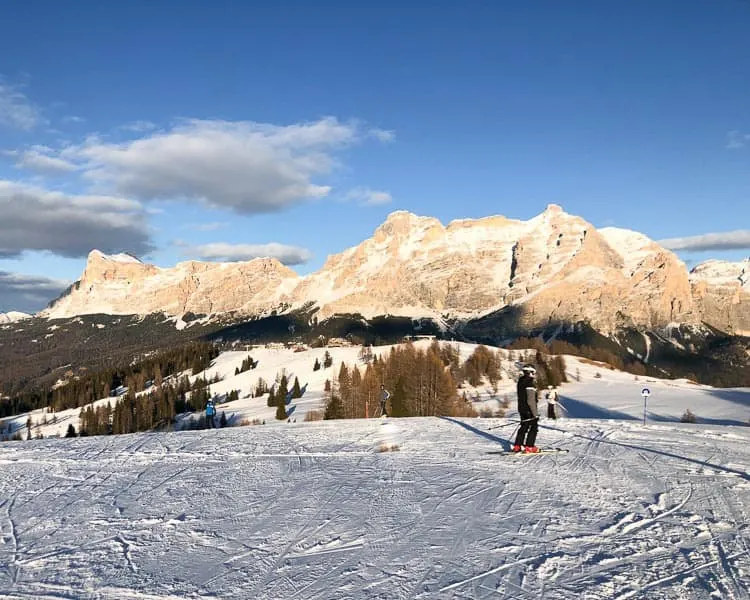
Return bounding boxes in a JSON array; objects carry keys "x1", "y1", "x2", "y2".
[
  {"x1": 183, "y1": 221, "x2": 229, "y2": 232},
  {"x1": 0, "y1": 271, "x2": 71, "y2": 313},
  {"x1": 726, "y1": 130, "x2": 750, "y2": 150},
  {"x1": 13, "y1": 147, "x2": 77, "y2": 174},
  {"x1": 184, "y1": 241, "x2": 312, "y2": 265},
  {"x1": 62, "y1": 117, "x2": 387, "y2": 214},
  {"x1": 345, "y1": 186, "x2": 393, "y2": 206},
  {"x1": 369, "y1": 128, "x2": 395, "y2": 143},
  {"x1": 120, "y1": 120, "x2": 156, "y2": 132},
  {"x1": 0, "y1": 180, "x2": 153, "y2": 258},
  {"x1": 62, "y1": 115, "x2": 85, "y2": 124},
  {"x1": 659, "y1": 230, "x2": 750, "y2": 252},
  {"x1": 0, "y1": 78, "x2": 42, "y2": 130}
]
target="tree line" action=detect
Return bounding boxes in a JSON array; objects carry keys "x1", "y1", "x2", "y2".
[{"x1": 0, "y1": 341, "x2": 221, "y2": 419}]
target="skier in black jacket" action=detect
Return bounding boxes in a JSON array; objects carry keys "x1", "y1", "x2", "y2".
[{"x1": 513, "y1": 365, "x2": 540, "y2": 453}]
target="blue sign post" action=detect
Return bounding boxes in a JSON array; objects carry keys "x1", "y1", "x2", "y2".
[{"x1": 641, "y1": 388, "x2": 651, "y2": 425}]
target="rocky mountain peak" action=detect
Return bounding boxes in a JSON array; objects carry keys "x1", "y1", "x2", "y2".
[{"x1": 37, "y1": 206, "x2": 750, "y2": 336}]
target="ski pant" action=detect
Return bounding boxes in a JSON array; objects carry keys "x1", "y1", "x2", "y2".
[
  {"x1": 379, "y1": 402, "x2": 387, "y2": 417},
  {"x1": 547, "y1": 404, "x2": 557, "y2": 419},
  {"x1": 514, "y1": 411, "x2": 538, "y2": 447}
]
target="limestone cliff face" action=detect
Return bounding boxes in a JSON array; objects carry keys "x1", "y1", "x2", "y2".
[
  {"x1": 39, "y1": 207, "x2": 749, "y2": 336},
  {"x1": 689, "y1": 259, "x2": 750, "y2": 336},
  {"x1": 41, "y1": 250, "x2": 299, "y2": 319},
  {"x1": 290, "y1": 205, "x2": 699, "y2": 332}
]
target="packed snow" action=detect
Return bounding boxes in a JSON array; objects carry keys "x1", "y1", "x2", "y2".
[
  {"x1": 2, "y1": 416, "x2": 750, "y2": 598},
  {"x1": 1, "y1": 341, "x2": 749, "y2": 598}
]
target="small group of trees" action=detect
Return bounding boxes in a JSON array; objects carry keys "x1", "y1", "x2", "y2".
[
  {"x1": 508, "y1": 337, "x2": 646, "y2": 377},
  {"x1": 74, "y1": 370, "x2": 223, "y2": 437},
  {"x1": 234, "y1": 355, "x2": 257, "y2": 376},
  {"x1": 462, "y1": 345, "x2": 502, "y2": 387},
  {"x1": 313, "y1": 351, "x2": 334, "y2": 372},
  {"x1": 323, "y1": 341, "x2": 476, "y2": 420},
  {"x1": 265, "y1": 372, "x2": 305, "y2": 420},
  {"x1": 253, "y1": 377, "x2": 269, "y2": 397}
]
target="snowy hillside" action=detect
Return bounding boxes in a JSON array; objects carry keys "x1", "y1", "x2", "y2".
[
  {"x1": 1, "y1": 415, "x2": 749, "y2": 599},
  {"x1": 0, "y1": 311, "x2": 30, "y2": 324},
  {"x1": 3, "y1": 340, "x2": 749, "y2": 441}
]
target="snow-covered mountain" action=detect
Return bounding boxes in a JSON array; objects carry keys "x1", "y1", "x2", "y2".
[
  {"x1": 0, "y1": 311, "x2": 31, "y2": 324},
  {"x1": 39, "y1": 205, "x2": 750, "y2": 336}
]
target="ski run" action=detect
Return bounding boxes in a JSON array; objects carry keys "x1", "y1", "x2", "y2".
[{"x1": 1, "y1": 340, "x2": 749, "y2": 599}]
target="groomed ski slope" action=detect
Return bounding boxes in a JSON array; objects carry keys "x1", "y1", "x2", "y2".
[{"x1": 1, "y1": 416, "x2": 749, "y2": 599}]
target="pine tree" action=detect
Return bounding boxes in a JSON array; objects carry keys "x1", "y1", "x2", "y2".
[
  {"x1": 277, "y1": 374, "x2": 289, "y2": 405},
  {"x1": 389, "y1": 377, "x2": 410, "y2": 417},
  {"x1": 65, "y1": 423, "x2": 76, "y2": 437},
  {"x1": 291, "y1": 376, "x2": 302, "y2": 399},
  {"x1": 323, "y1": 378, "x2": 343, "y2": 419},
  {"x1": 313, "y1": 358, "x2": 321, "y2": 371},
  {"x1": 220, "y1": 412, "x2": 228, "y2": 427},
  {"x1": 275, "y1": 381, "x2": 287, "y2": 420}
]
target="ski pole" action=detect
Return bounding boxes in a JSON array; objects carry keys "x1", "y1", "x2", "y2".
[
  {"x1": 487, "y1": 416, "x2": 537, "y2": 431},
  {"x1": 487, "y1": 421, "x2": 520, "y2": 431}
]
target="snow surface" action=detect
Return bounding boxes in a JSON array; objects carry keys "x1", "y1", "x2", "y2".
[
  {"x1": 1, "y1": 342, "x2": 749, "y2": 599},
  {"x1": 2, "y1": 414, "x2": 750, "y2": 598}
]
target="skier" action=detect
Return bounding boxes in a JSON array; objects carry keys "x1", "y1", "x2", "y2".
[
  {"x1": 379, "y1": 384, "x2": 390, "y2": 417},
  {"x1": 513, "y1": 365, "x2": 540, "y2": 453},
  {"x1": 546, "y1": 385, "x2": 558, "y2": 419},
  {"x1": 205, "y1": 399, "x2": 216, "y2": 429}
]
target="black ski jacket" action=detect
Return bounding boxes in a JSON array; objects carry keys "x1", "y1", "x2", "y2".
[{"x1": 516, "y1": 375, "x2": 538, "y2": 418}]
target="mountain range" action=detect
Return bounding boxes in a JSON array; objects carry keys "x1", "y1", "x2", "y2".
[
  {"x1": 41, "y1": 204, "x2": 749, "y2": 336},
  {"x1": 2, "y1": 204, "x2": 749, "y2": 393}
]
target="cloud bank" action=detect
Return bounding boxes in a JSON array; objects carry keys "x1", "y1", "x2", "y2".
[
  {"x1": 0, "y1": 271, "x2": 71, "y2": 314},
  {"x1": 659, "y1": 230, "x2": 750, "y2": 252},
  {"x1": 184, "y1": 242, "x2": 312, "y2": 265},
  {"x1": 0, "y1": 181, "x2": 153, "y2": 259}
]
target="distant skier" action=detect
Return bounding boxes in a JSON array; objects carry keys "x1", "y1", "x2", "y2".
[
  {"x1": 379, "y1": 384, "x2": 390, "y2": 417},
  {"x1": 205, "y1": 400, "x2": 216, "y2": 429},
  {"x1": 513, "y1": 365, "x2": 540, "y2": 453},
  {"x1": 546, "y1": 385, "x2": 558, "y2": 420}
]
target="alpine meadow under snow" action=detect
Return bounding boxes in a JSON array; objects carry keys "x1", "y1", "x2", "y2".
[{"x1": 1, "y1": 340, "x2": 749, "y2": 599}]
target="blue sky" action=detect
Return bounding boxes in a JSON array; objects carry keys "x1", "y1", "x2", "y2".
[{"x1": 1, "y1": 0, "x2": 749, "y2": 312}]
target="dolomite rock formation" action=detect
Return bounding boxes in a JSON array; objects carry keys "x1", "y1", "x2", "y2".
[
  {"x1": 690, "y1": 259, "x2": 750, "y2": 336},
  {"x1": 42, "y1": 250, "x2": 299, "y2": 319},
  {"x1": 288, "y1": 205, "x2": 699, "y2": 332},
  {"x1": 39, "y1": 206, "x2": 750, "y2": 336}
]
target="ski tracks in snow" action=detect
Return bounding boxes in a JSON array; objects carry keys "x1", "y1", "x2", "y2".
[{"x1": 0, "y1": 418, "x2": 748, "y2": 599}]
